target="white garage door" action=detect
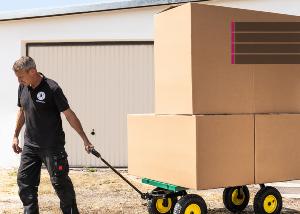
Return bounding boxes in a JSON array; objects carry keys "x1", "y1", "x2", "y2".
[{"x1": 27, "y1": 42, "x2": 154, "y2": 167}]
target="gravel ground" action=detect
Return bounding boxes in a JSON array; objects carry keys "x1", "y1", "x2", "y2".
[{"x1": 0, "y1": 169, "x2": 299, "y2": 214}]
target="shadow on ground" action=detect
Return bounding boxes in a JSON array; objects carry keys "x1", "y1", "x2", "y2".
[{"x1": 209, "y1": 206, "x2": 300, "y2": 214}]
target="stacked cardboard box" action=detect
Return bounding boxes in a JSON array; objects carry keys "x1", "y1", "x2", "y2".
[
  {"x1": 128, "y1": 114, "x2": 254, "y2": 189},
  {"x1": 128, "y1": 3, "x2": 300, "y2": 189}
]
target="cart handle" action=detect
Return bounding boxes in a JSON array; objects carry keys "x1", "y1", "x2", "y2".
[{"x1": 90, "y1": 148, "x2": 150, "y2": 200}]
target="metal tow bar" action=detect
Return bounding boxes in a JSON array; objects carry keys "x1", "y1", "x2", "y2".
[{"x1": 90, "y1": 148, "x2": 151, "y2": 200}]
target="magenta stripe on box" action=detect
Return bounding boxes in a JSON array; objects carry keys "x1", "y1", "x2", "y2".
[{"x1": 231, "y1": 21, "x2": 235, "y2": 64}]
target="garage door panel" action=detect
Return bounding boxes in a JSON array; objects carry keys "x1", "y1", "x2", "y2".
[{"x1": 28, "y1": 42, "x2": 154, "y2": 167}]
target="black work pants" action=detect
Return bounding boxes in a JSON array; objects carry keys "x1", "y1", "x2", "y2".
[{"x1": 17, "y1": 145, "x2": 79, "y2": 214}]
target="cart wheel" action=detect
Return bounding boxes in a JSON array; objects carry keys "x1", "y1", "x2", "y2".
[
  {"x1": 147, "y1": 188, "x2": 177, "y2": 214},
  {"x1": 223, "y1": 186, "x2": 250, "y2": 213},
  {"x1": 173, "y1": 194, "x2": 207, "y2": 214},
  {"x1": 254, "y1": 186, "x2": 282, "y2": 214}
]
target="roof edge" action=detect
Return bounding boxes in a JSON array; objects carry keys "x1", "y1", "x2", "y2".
[{"x1": 0, "y1": 0, "x2": 206, "y2": 22}]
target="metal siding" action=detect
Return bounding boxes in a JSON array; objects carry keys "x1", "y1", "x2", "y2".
[{"x1": 28, "y1": 43, "x2": 154, "y2": 167}]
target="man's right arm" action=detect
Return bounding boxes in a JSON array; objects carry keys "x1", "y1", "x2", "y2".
[{"x1": 12, "y1": 107, "x2": 25, "y2": 154}]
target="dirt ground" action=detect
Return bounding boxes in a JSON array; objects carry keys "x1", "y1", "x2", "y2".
[{"x1": 0, "y1": 168, "x2": 299, "y2": 214}]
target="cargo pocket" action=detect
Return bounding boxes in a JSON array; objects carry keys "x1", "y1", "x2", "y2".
[{"x1": 53, "y1": 151, "x2": 69, "y2": 177}]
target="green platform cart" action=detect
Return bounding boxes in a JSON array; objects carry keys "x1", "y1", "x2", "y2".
[{"x1": 91, "y1": 149, "x2": 282, "y2": 214}]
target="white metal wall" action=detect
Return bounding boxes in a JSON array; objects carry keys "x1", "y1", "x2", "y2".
[{"x1": 28, "y1": 43, "x2": 154, "y2": 167}]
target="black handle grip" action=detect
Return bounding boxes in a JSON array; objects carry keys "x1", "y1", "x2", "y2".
[{"x1": 91, "y1": 148, "x2": 101, "y2": 158}]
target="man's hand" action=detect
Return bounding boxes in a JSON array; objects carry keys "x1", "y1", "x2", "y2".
[
  {"x1": 84, "y1": 140, "x2": 94, "y2": 154},
  {"x1": 12, "y1": 137, "x2": 22, "y2": 154}
]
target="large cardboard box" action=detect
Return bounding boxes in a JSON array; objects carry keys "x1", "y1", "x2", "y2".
[
  {"x1": 128, "y1": 114, "x2": 254, "y2": 190},
  {"x1": 255, "y1": 114, "x2": 300, "y2": 184},
  {"x1": 155, "y1": 3, "x2": 300, "y2": 114}
]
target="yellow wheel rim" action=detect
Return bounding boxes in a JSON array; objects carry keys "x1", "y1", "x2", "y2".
[
  {"x1": 184, "y1": 204, "x2": 201, "y2": 214},
  {"x1": 156, "y1": 198, "x2": 172, "y2": 213},
  {"x1": 231, "y1": 189, "x2": 245, "y2": 206},
  {"x1": 263, "y1": 195, "x2": 278, "y2": 213}
]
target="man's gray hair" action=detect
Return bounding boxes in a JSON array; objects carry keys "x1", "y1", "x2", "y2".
[{"x1": 13, "y1": 56, "x2": 36, "y2": 72}]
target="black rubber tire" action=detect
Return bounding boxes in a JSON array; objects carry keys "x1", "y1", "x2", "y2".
[
  {"x1": 173, "y1": 194, "x2": 207, "y2": 214},
  {"x1": 147, "y1": 188, "x2": 177, "y2": 214},
  {"x1": 254, "y1": 186, "x2": 282, "y2": 214},
  {"x1": 223, "y1": 186, "x2": 250, "y2": 213}
]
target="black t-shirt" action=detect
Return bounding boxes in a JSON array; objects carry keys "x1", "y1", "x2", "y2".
[{"x1": 18, "y1": 73, "x2": 70, "y2": 149}]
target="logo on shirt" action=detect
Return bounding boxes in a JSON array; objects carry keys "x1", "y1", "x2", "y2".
[{"x1": 36, "y1": 91, "x2": 46, "y2": 103}]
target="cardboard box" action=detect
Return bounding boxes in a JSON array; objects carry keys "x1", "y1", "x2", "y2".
[
  {"x1": 255, "y1": 114, "x2": 300, "y2": 184},
  {"x1": 155, "y1": 3, "x2": 300, "y2": 114},
  {"x1": 128, "y1": 114, "x2": 254, "y2": 190}
]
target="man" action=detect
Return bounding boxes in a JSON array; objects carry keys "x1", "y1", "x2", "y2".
[{"x1": 12, "y1": 56, "x2": 94, "y2": 214}]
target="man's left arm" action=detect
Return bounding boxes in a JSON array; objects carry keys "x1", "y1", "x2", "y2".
[{"x1": 63, "y1": 108, "x2": 94, "y2": 153}]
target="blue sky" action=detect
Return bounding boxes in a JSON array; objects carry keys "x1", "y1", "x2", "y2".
[{"x1": 0, "y1": 0, "x2": 119, "y2": 12}]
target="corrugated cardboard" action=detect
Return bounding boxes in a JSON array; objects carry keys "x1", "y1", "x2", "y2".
[
  {"x1": 255, "y1": 114, "x2": 300, "y2": 184},
  {"x1": 128, "y1": 114, "x2": 254, "y2": 190},
  {"x1": 155, "y1": 3, "x2": 300, "y2": 114}
]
